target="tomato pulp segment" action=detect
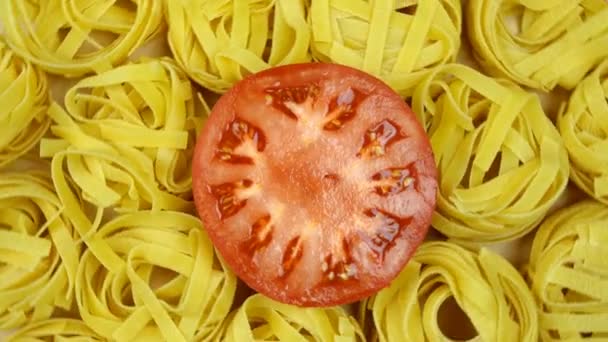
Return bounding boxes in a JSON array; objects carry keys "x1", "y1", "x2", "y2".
[{"x1": 192, "y1": 63, "x2": 437, "y2": 307}]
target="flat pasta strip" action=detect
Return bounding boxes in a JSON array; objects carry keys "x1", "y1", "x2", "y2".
[
  {"x1": 558, "y1": 60, "x2": 608, "y2": 204},
  {"x1": 310, "y1": 0, "x2": 461, "y2": 97},
  {"x1": 0, "y1": 0, "x2": 164, "y2": 77},
  {"x1": 467, "y1": 0, "x2": 608, "y2": 90},
  {"x1": 0, "y1": 171, "x2": 80, "y2": 330},
  {"x1": 360, "y1": 241, "x2": 538, "y2": 342},
  {"x1": 527, "y1": 200, "x2": 608, "y2": 340},
  {"x1": 220, "y1": 294, "x2": 365, "y2": 342},
  {"x1": 7, "y1": 319, "x2": 103, "y2": 341},
  {"x1": 166, "y1": 0, "x2": 311, "y2": 93},
  {"x1": 0, "y1": 40, "x2": 50, "y2": 168},
  {"x1": 411, "y1": 63, "x2": 569, "y2": 243}
]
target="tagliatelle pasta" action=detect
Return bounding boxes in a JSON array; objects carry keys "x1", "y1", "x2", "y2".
[
  {"x1": 221, "y1": 294, "x2": 364, "y2": 342},
  {"x1": 361, "y1": 242, "x2": 538, "y2": 342},
  {"x1": 0, "y1": 0, "x2": 164, "y2": 77},
  {"x1": 310, "y1": 0, "x2": 461, "y2": 97},
  {"x1": 0, "y1": 171, "x2": 80, "y2": 330},
  {"x1": 0, "y1": 40, "x2": 50, "y2": 168},
  {"x1": 75, "y1": 211, "x2": 236, "y2": 342},
  {"x1": 558, "y1": 60, "x2": 608, "y2": 204},
  {"x1": 165, "y1": 0, "x2": 311, "y2": 93},
  {"x1": 467, "y1": 0, "x2": 608, "y2": 90},
  {"x1": 7, "y1": 319, "x2": 103, "y2": 341},
  {"x1": 412, "y1": 63, "x2": 569, "y2": 243},
  {"x1": 527, "y1": 200, "x2": 608, "y2": 340}
]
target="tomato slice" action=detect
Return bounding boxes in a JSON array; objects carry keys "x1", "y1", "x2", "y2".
[{"x1": 192, "y1": 63, "x2": 437, "y2": 307}]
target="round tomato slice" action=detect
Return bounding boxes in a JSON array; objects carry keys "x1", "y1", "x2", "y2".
[{"x1": 192, "y1": 63, "x2": 437, "y2": 307}]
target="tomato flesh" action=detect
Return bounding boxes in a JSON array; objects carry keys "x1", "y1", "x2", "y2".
[{"x1": 192, "y1": 63, "x2": 437, "y2": 307}]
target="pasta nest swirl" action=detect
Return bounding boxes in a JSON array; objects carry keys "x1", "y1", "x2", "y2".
[
  {"x1": 221, "y1": 294, "x2": 364, "y2": 342},
  {"x1": 0, "y1": 0, "x2": 164, "y2": 77},
  {"x1": 7, "y1": 319, "x2": 103, "y2": 341},
  {"x1": 412, "y1": 64, "x2": 569, "y2": 244},
  {"x1": 166, "y1": 0, "x2": 311, "y2": 93},
  {"x1": 467, "y1": 0, "x2": 608, "y2": 91},
  {"x1": 40, "y1": 58, "x2": 205, "y2": 213},
  {"x1": 310, "y1": 0, "x2": 461, "y2": 97},
  {"x1": 0, "y1": 40, "x2": 50, "y2": 168},
  {"x1": 558, "y1": 60, "x2": 608, "y2": 204},
  {"x1": 75, "y1": 211, "x2": 236, "y2": 342},
  {"x1": 0, "y1": 171, "x2": 80, "y2": 330},
  {"x1": 360, "y1": 242, "x2": 538, "y2": 342}
]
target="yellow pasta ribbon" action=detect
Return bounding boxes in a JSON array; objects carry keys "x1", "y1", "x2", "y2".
[
  {"x1": 221, "y1": 294, "x2": 364, "y2": 342},
  {"x1": 361, "y1": 241, "x2": 538, "y2": 342},
  {"x1": 166, "y1": 0, "x2": 311, "y2": 93},
  {"x1": 7, "y1": 319, "x2": 103, "y2": 341},
  {"x1": 0, "y1": 171, "x2": 80, "y2": 330},
  {"x1": 75, "y1": 211, "x2": 236, "y2": 342},
  {"x1": 527, "y1": 200, "x2": 608, "y2": 341},
  {"x1": 558, "y1": 60, "x2": 608, "y2": 204},
  {"x1": 0, "y1": 0, "x2": 164, "y2": 77},
  {"x1": 412, "y1": 63, "x2": 569, "y2": 243},
  {"x1": 467, "y1": 0, "x2": 608, "y2": 91},
  {"x1": 0, "y1": 40, "x2": 50, "y2": 168},
  {"x1": 310, "y1": 0, "x2": 461, "y2": 97},
  {"x1": 39, "y1": 58, "x2": 205, "y2": 213}
]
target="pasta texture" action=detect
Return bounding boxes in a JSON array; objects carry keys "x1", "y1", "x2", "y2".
[
  {"x1": 558, "y1": 60, "x2": 608, "y2": 204},
  {"x1": 0, "y1": 40, "x2": 50, "y2": 168},
  {"x1": 310, "y1": 0, "x2": 461, "y2": 97},
  {"x1": 412, "y1": 63, "x2": 569, "y2": 243},
  {"x1": 75, "y1": 211, "x2": 236, "y2": 342},
  {"x1": 467, "y1": 0, "x2": 608, "y2": 90},
  {"x1": 527, "y1": 200, "x2": 608, "y2": 340},
  {"x1": 7, "y1": 319, "x2": 103, "y2": 341},
  {"x1": 361, "y1": 241, "x2": 538, "y2": 342},
  {"x1": 0, "y1": 171, "x2": 80, "y2": 330},
  {"x1": 0, "y1": 0, "x2": 164, "y2": 77},
  {"x1": 166, "y1": 0, "x2": 311, "y2": 93},
  {"x1": 221, "y1": 294, "x2": 364, "y2": 342}
]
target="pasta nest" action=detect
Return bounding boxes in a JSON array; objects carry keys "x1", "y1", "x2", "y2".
[
  {"x1": 166, "y1": 0, "x2": 311, "y2": 93},
  {"x1": 360, "y1": 242, "x2": 538, "y2": 342},
  {"x1": 467, "y1": 0, "x2": 608, "y2": 91},
  {"x1": 527, "y1": 200, "x2": 608, "y2": 341},
  {"x1": 7, "y1": 319, "x2": 103, "y2": 341},
  {"x1": 221, "y1": 294, "x2": 364, "y2": 342},
  {"x1": 75, "y1": 211, "x2": 236, "y2": 342},
  {"x1": 412, "y1": 64, "x2": 569, "y2": 244},
  {"x1": 0, "y1": 40, "x2": 50, "y2": 168},
  {"x1": 0, "y1": 0, "x2": 164, "y2": 77},
  {"x1": 558, "y1": 60, "x2": 608, "y2": 204},
  {"x1": 310, "y1": 0, "x2": 461, "y2": 97},
  {"x1": 40, "y1": 58, "x2": 205, "y2": 213},
  {"x1": 0, "y1": 171, "x2": 80, "y2": 330}
]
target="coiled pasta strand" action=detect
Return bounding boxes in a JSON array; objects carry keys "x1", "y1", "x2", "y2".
[{"x1": 7, "y1": 319, "x2": 103, "y2": 341}]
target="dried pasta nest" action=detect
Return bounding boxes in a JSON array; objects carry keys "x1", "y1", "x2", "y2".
[
  {"x1": 527, "y1": 200, "x2": 608, "y2": 340},
  {"x1": 0, "y1": 0, "x2": 164, "y2": 77},
  {"x1": 467, "y1": 0, "x2": 608, "y2": 91},
  {"x1": 0, "y1": 171, "x2": 80, "y2": 330},
  {"x1": 412, "y1": 64, "x2": 569, "y2": 244},
  {"x1": 0, "y1": 40, "x2": 50, "y2": 168},
  {"x1": 7, "y1": 319, "x2": 103, "y2": 341},
  {"x1": 558, "y1": 60, "x2": 608, "y2": 204},
  {"x1": 166, "y1": 0, "x2": 311, "y2": 93},
  {"x1": 75, "y1": 211, "x2": 236, "y2": 342},
  {"x1": 40, "y1": 57, "x2": 205, "y2": 213},
  {"x1": 360, "y1": 242, "x2": 538, "y2": 342},
  {"x1": 220, "y1": 294, "x2": 364, "y2": 342},
  {"x1": 310, "y1": 0, "x2": 461, "y2": 97}
]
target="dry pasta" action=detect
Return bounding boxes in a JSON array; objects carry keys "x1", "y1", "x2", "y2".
[
  {"x1": 558, "y1": 60, "x2": 608, "y2": 204},
  {"x1": 0, "y1": 0, "x2": 164, "y2": 77},
  {"x1": 310, "y1": 0, "x2": 461, "y2": 97},
  {"x1": 360, "y1": 241, "x2": 538, "y2": 342},
  {"x1": 7, "y1": 319, "x2": 103, "y2": 341},
  {"x1": 412, "y1": 63, "x2": 569, "y2": 243},
  {"x1": 0, "y1": 40, "x2": 50, "y2": 168},
  {"x1": 166, "y1": 0, "x2": 311, "y2": 93},
  {"x1": 527, "y1": 200, "x2": 608, "y2": 340},
  {"x1": 467, "y1": 0, "x2": 608, "y2": 90}
]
